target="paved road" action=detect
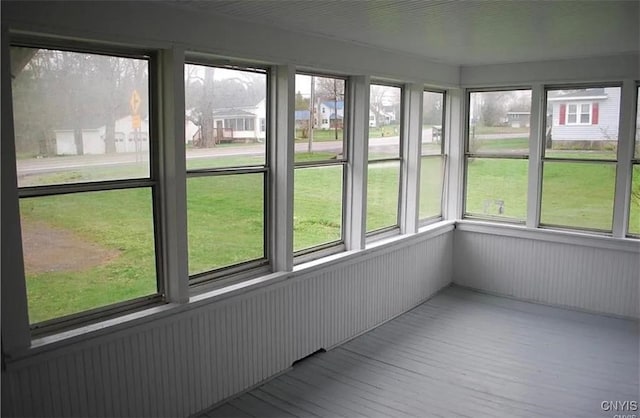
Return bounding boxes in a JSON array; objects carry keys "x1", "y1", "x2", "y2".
[
  {"x1": 16, "y1": 130, "x2": 527, "y2": 179},
  {"x1": 16, "y1": 137, "x2": 408, "y2": 178}
]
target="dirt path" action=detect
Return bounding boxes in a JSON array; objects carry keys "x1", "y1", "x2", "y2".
[{"x1": 20, "y1": 220, "x2": 120, "y2": 274}]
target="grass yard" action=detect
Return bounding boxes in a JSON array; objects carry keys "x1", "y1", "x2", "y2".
[{"x1": 19, "y1": 146, "x2": 640, "y2": 324}]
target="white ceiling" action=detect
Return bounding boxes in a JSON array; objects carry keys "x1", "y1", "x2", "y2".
[{"x1": 165, "y1": 0, "x2": 639, "y2": 66}]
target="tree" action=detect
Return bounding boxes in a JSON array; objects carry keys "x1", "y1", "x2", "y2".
[
  {"x1": 12, "y1": 49, "x2": 148, "y2": 156},
  {"x1": 315, "y1": 77, "x2": 344, "y2": 140},
  {"x1": 295, "y1": 90, "x2": 309, "y2": 110},
  {"x1": 422, "y1": 93, "x2": 443, "y2": 126}
]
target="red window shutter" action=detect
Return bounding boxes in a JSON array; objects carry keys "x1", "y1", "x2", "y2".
[
  {"x1": 592, "y1": 102, "x2": 599, "y2": 124},
  {"x1": 559, "y1": 104, "x2": 566, "y2": 125}
]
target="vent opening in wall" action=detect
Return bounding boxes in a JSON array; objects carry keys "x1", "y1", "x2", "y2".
[{"x1": 292, "y1": 348, "x2": 326, "y2": 367}]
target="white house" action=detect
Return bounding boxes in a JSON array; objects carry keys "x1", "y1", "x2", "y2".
[
  {"x1": 190, "y1": 98, "x2": 266, "y2": 146},
  {"x1": 506, "y1": 111, "x2": 531, "y2": 128},
  {"x1": 54, "y1": 115, "x2": 150, "y2": 155},
  {"x1": 547, "y1": 87, "x2": 621, "y2": 142},
  {"x1": 318, "y1": 100, "x2": 344, "y2": 129},
  {"x1": 369, "y1": 107, "x2": 396, "y2": 127}
]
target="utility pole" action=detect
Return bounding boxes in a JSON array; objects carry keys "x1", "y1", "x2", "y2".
[
  {"x1": 334, "y1": 78, "x2": 339, "y2": 141},
  {"x1": 308, "y1": 76, "x2": 315, "y2": 153}
]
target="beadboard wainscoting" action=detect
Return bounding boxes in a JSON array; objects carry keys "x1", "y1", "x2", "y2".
[
  {"x1": 453, "y1": 223, "x2": 640, "y2": 319},
  {"x1": 1, "y1": 228, "x2": 453, "y2": 418}
]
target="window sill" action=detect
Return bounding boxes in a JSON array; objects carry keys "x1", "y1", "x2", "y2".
[
  {"x1": 456, "y1": 219, "x2": 639, "y2": 253},
  {"x1": 5, "y1": 221, "x2": 454, "y2": 368}
]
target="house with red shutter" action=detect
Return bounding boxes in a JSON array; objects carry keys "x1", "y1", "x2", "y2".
[{"x1": 547, "y1": 87, "x2": 621, "y2": 146}]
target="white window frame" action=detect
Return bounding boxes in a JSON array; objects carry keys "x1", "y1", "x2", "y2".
[
  {"x1": 184, "y1": 60, "x2": 271, "y2": 284},
  {"x1": 292, "y1": 71, "x2": 348, "y2": 262},
  {"x1": 463, "y1": 88, "x2": 532, "y2": 224},
  {"x1": 566, "y1": 101, "x2": 592, "y2": 125},
  {"x1": 419, "y1": 89, "x2": 447, "y2": 225},
  {"x1": 366, "y1": 82, "x2": 404, "y2": 237},
  {"x1": 6, "y1": 38, "x2": 168, "y2": 336},
  {"x1": 541, "y1": 85, "x2": 622, "y2": 234}
]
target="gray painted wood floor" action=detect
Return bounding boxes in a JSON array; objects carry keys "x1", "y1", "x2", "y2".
[{"x1": 197, "y1": 286, "x2": 640, "y2": 418}]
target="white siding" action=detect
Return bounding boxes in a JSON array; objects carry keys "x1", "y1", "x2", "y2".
[
  {"x1": 551, "y1": 87, "x2": 621, "y2": 141},
  {"x1": 1, "y1": 231, "x2": 453, "y2": 418}
]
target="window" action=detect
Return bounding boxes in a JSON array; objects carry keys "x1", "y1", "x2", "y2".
[
  {"x1": 464, "y1": 89, "x2": 531, "y2": 221},
  {"x1": 293, "y1": 73, "x2": 346, "y2": 255},
  {"x1": 566, "y1": 102, "x2": 593, "y2": 125},
  {"x1": 420, "y1": 90, "x2": 446, "y2": 222},
  {"x1": 11, "y1": 46, "x2": 159, "y2": 329},
  {"x1": 367, "y1": 83, "x2": 402, "y2": 233},
  {"x1": 541, "y1": 86, "x2": 621, "y2": 231},
  {"x1": 628, "y1": 86, "x2": 640, "y2": 236},
  {"x1": 184, "y1": 63, "x2": 268, "y2": 279}
]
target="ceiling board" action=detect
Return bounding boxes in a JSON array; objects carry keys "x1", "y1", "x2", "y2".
[{"x1": 165, "y1": 0, "x2": 639, "y2": 66}]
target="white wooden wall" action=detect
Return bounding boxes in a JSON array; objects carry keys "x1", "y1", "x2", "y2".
[
  {"x1": 453, "y1": 224, "x2": 640, "y2": 319},
  {"x1": 1, "y1": 231, "x2": 453, "y2": 418}
]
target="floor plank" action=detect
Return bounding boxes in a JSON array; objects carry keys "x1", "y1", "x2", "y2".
[{"x1": 197, "y1": 286, "x2": 639, "y2": 418}]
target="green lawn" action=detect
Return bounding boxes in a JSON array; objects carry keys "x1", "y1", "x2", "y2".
[{"x1": 19, "y1": 147, "x2": 640, "y2": 324}]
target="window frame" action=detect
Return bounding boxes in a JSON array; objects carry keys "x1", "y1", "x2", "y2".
[
  {"x1": 540, "y1": 84, "x2": 622, "y2": 234},
  {"x1": 627, "y1": 82, "x2": 640, "y2": 238},
  {"x1": 419, "y1": 88, "x2": 447, "y2": 225},
  {"x1": 463, "y1": 87, "x2": 531, "y2": 224},
  {"x1": 366, "y1": 81, "x2": 405, "y2": 236},
  {"x1": 566, "y1": 101, "x2": 592, "y2": 125},
  {"x1": 292, "y1": 71, "x2": 349, "y2": 261},
  {"x1": 9, "y1": 39, "x2": 165, "y2": 336},
  {"x1": 184, "y1": 59, "x2": 272, "y2": 284}
]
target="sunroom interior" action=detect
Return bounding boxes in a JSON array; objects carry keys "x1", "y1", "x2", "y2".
[{"x1": 1, "y1": 1, "x2": 638, "y2": 417}]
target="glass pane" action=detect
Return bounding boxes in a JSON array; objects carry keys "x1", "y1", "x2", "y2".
[
  {"x1": 369, "y1": 85, "x2": 401, "y2": 160},
  {"x1": 187, "y1": 174, "x2": 264, "y2": 275},
  {"x1": 20, "y1": 188, "x2": 157, "y2": 324},
  {"x1": 294, "y1": 165, "x2": 343, "y2": 251},
  {"x1": 11, "y1": 47, "x2": 150, "y2": 187},
  {"x1": 541, "y1": 161, "x2": 615, "y2": 231},
  {"x1": 465, "y1": 158, "x2": 528, "y2": 220},
  {"x1": 294, "y1": 74, "x2": 345, "y2": 163},
  {"x1": 422, "y1": 91, "x2": 444, "y2": 156},
  {"x1": 367, "y1": 161, "x2": 400, "y2": 232},
  {"x1": 545, "y1": 87, "x2": 620, "y2": 160},
  {"x1": 635, "y1": 86, "x2": 640, "y2": 159},
  {"x1": 468, "y1": 90, "x2": 531, "y2": 155},
  {"x1": 630, "y1": 165, "x2": 640, "y2": 235},
  {"x1": 185, "y1": 64, "x2": 267, "y2": 169},
  {"x1": 419, "y1": 156, "x2": 444, "y2": 220}
]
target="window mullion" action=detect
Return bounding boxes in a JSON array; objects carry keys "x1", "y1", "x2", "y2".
[
  {"x1": 345, "y1": 75, "x2": 369, "y2": 250},
  {"x1": 527, "y1": 83, "x2": 544, "y2": 228},
  {"x1": 444, "y1": 88, "x2": 464, "y2": 220},
  {"x1": 270, "y1": 64, "x2": 295, "y2": 271},
  {"x1": 1, "y1": 27, "x2": 31, "y2": 353},
  {"x1": 401, "y1": 83, "x2": 423, "y2": 234},
  {"x1": 157, "y1": 46, "x2": 189, "y2": 303},
  {"x1": 612, "y1": 80, "x2": 637, "y2": 237}
]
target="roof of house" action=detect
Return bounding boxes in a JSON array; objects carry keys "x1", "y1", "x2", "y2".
[
  {"x1": 211, "y1": 108, "x2": 257, "y2": 118},
  {"x1": 547, "y1": 88, "x2": 608, "y2": 102},
  {"x1": 295, "y1": 110, "x2": 311, "y2": 120},
  {"x1": 322, "y1": 100, "x2": 344, "y2": 110}
]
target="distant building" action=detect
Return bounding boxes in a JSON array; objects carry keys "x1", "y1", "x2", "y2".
[
  {"x1": 505, "y1": 111, "x2": 530, "y2": 128},
  {"x1": 547, "y1": 87, "x2": 620, "y2": 142},
  {"x1": 54, "y1": 115, "x2": 150, "y2": 155},
  {"x1": 318, "y1": 100, "x2": 344, "y2": 129},
  {"x1": 189, "y1": 98, "x2": 267, "y2": 147}
]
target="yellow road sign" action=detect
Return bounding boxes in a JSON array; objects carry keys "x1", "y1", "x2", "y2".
[{"x1": 130, "y1": 90, "x2": 141, "y2": 115}]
